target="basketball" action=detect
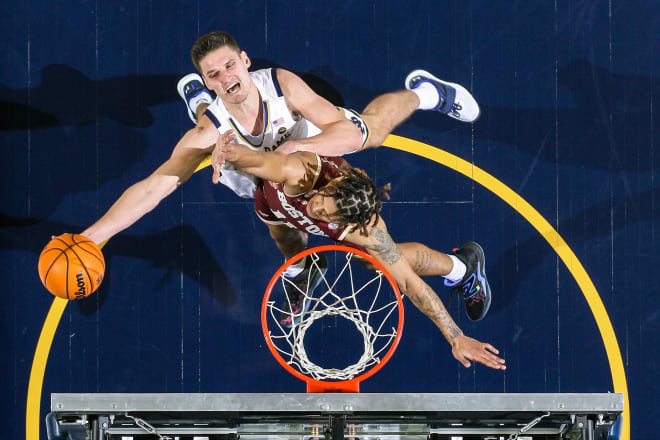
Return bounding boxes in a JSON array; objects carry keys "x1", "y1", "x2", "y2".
[{"x1": 38, "y1": 233, "x2": 105, "y2": 300}]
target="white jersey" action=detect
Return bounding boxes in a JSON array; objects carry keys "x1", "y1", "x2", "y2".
[{"x1": 204, "y1": 68, "x2": 321, "y2": 198}]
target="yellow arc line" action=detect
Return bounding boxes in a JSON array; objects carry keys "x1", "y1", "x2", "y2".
[
  {"x1": 384, "y1": 134, "x2": 629, "y2": 439},
  {"x1": 25, "y1": 297, "x2": 67, "y2": 440},
  {"x1": 26, "y1": 135, "x2": 629, "y2": 440}
]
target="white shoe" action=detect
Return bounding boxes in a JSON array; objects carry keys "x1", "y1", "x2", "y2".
[
  {"x1": 405, "y1": 69, "x2": 480, "y2": 122},
  {"x1": 177, "y1": 73, "x2": 213, "y2": 124}
]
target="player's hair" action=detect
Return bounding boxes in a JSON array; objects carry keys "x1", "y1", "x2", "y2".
[
  {"x1": 191, "y1": 31, "x2": 241, "y2": 72},
  {"x1": 320, "y1": 167, "x2": 391, "y2": 236}
]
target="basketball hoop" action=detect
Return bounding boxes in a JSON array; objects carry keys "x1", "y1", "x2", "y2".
[{"x1": 261, "y1": 245, "x2": 404, "y2": 393}]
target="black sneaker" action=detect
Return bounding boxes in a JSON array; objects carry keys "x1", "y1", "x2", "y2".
[
  {"x1": 444, "y1": 242, "x2": 491, "y2": 321},
  {"x1": 279, "y1": 252, "x2": 328, "y2": 327}
]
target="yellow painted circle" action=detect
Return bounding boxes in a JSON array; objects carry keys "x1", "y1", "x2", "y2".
[{"x1": 26, "y1": 135, "x2": 629, "y2": 440}]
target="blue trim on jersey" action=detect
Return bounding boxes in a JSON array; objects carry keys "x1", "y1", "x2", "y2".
[
  {"x1": 228, "y1": 101, "x2": 269, "y2": 147},
  {"x1": 204, "y1": 109, "x2": 222, "y2": 129},
  {"x1": 271, "y1": 68, "x2": 283, "y2": 97}
]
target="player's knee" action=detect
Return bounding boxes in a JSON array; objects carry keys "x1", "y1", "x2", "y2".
[
  {"x1": 365, "y1": 133, "x2": 387, "y2": 149},
  {"x1": 269, "y1": 227, "x2": 306, "y2": 245},
  {"x1": 362, "y1": 118, "x2": 389, "y2": 148}
]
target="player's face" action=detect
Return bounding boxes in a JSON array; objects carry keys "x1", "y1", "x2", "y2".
[
  {"x1": 306, "y1": 192, "x2": 340, "y2": 223},
  {"x1": 199, "y1": 46, "x2": 252, "y2": 105}
]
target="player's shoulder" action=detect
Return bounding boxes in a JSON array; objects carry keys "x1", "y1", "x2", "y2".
[
  {"x1": 248, "y1": 67, "x2": 292, "y2": 100},
  {"x1": 272, "y1": 67, "x2": 298, "y2": 82},
  {"x1": 288, "y1": 151, "x2": 321, "y2": 179},
  {"x1": 248, "y1": 66, "x2": 275, "y2": 82},
  {"x1": 274, "y1": 68, "x2": 312, "y2": 99},
  {"x1": 281, "y1": 152, "x2": 321, "y2": 194}
]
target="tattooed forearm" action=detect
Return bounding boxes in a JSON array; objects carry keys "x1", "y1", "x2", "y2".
[
  {"x1": 362, "y1": 227, "x2": 461, "y2": 342},
  {"x1": 365, "y1": 226, "x2": 403, "y2": 264},
  {"x1": 407, "y1": 280, "x2": 463, "y2": 341}
]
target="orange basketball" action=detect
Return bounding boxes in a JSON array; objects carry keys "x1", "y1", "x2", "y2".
[{"x1": 38, "y1": 233, "x2": 105, "y2": 300}]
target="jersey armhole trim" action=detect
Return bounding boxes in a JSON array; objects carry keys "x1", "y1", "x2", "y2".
[
  {"x1": 204, "y1": 108, "x2": 222, "y2": 129},
  {"x1": 271, "y1": 68, "x2": 284, "y2": 97}
]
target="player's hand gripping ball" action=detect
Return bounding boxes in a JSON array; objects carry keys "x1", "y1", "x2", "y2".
[{"x1": 38, "y1": 233, "x2": 105, "y2": 300}]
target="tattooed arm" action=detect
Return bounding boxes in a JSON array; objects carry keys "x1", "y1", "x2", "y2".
[
  {"x1": 361, "y1": 225, "x2": 463, "y2": 342},
  {"x1": 344, "y1": 218, "x2": 506, "y2": 370}
]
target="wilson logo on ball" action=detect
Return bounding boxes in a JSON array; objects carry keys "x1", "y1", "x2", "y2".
[{"x1": 74, "y1": 273, "x2": 87, "y2": 299}]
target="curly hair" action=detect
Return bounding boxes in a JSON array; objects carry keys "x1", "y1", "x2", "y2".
[
  {"x1": 319, "y1": 167, "x2": 390, "y2": 236},
  {"x1": 190, "y1": 31, "x2": 241, "y2": 72}
]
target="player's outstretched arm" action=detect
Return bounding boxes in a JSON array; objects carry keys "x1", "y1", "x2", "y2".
[
  {"x1": 81, "y1": 121, "x2": 217, "y2": 245},
  {"x1": 346, "y1": 221, "x2": 506, "y2": 371},
  {"x1": 274, "y1": 68, "x2": 364, "y2": 156},
  {"x1": 217, "y1": 130, "x2": 319, "y2": 195}
]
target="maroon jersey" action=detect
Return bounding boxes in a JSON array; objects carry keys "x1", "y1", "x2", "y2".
[{"x1": 254, "y1": 154, "x2": 364, "y2": 250}]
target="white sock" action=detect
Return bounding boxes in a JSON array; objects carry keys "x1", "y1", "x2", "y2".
[
  {"x1": 444, "y1": 255, "x2": 467, "y2": 283},
  {"x1": 188, "y1": 92, "x2": 213, "y2": 114},
  {"x1": 283, "y1": 255, "x2": 307, "y2": 278},
  {"x1": 412, "y1": 82, "x2": 440, "y2": 110}
]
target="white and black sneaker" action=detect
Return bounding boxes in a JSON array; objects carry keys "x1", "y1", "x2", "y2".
[
  {"x1": 405, "y1": 69, "x2": 480, "y2": 122},
  {"x1": 177, "y1": 73, "x2": 213, "y2": 124}
]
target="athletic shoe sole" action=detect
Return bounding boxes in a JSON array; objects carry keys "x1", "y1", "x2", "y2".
[{"x1": 177, "y1": 73, "x2": 207, "y2": 124}]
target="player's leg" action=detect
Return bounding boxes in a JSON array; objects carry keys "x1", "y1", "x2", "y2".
[
  {"x1": 266, "y1": 223, "x2": 308, "y2": 260},
  {"x1": 359, "y1": 71, "x2": 480, "y2": 149},
  {"x1": 264, "y1": 223, "x2": 327, "y2": 327},
  {"x1": 177, "y1": 73, "x2": 213, "y2": 124},
  {"x1": 397, "y1": 242, "x2": 455, "y2": 276},
  {"x1": 398, "y1": 241, "x2": 491, "y2": 321},
  {"x1": 360, "y1": 90, "x2": 420, "y2": 148}
]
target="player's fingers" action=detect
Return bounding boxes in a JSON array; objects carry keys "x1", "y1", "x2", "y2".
[
  {"x1": 222, "y1": 135, "x2": 236, "y2": 152},
  {"x1": 222, "y1": 130, "x2": 236, "y2": 144},
  {"x1": 212, "y1": 164, "x2": 218, "y2": 184},
  {"x1": 212, "y1": 164, "x2": 221, "y2": 184},
  {"x1": 216, "y1": 132, "x2": 230, "y2": 149},
  {"x1": 482, "y1": 343, "x2": 499, "y2": 354},
  {"x1": 478, "y1": 350, "x2": 506, "y2": 369},
  {"x1": 211, "y1": 149, "x2": 222, "y2": 184}
]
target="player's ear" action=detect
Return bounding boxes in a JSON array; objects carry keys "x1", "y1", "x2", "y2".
[{"x1": 241, "y1": 51, "x2": 251, "y2": 69}]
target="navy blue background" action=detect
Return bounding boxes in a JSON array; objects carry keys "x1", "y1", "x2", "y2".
[{"x1": 2, "y1": 1, "x2": 658, "y2": 438}]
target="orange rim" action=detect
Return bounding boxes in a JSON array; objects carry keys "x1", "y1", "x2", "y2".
[{"x1": 261, "y1": 244, "x2": 405, "y2": 392}]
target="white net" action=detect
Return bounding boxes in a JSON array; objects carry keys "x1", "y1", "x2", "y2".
[{"x1": 265, "y1": 250, "x2": 401, "y2": 381}]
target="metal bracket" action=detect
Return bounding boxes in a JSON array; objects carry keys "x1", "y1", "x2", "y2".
[
  {"x1": 124, "y1": 412, "x2": 172, "y2": 440},
  {"x1": 507, "y1": 411, "x2": 551, "y2": 439}
]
